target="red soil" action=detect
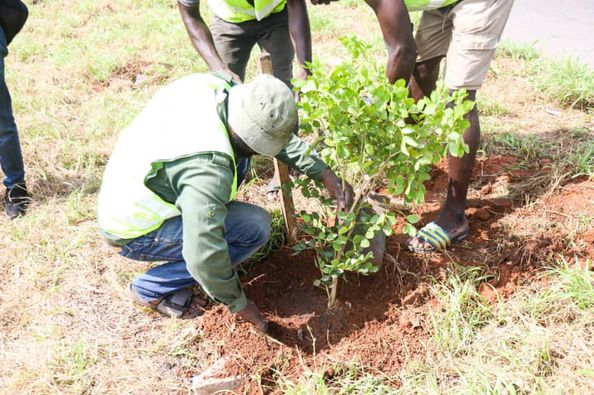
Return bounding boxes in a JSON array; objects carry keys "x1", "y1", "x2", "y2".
[{"x1": 194, "y1": 155, "x2": 594, "y2": 393}]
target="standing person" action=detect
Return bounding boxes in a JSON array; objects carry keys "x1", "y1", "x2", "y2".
[
  {"x1": 313, "y1": 0, "x2": 513, "y2": 251},
  {"x1": 97, "y1": 73, "x2": 352, "y2": 331},
  {"x1": 178, "y1": 0, "x2": 312, "y2": 199},
  {"x1": 178, "y1": 0, "x2": 312, "y2": 86},
  {"x1": 0, "y1": 0, "x2": 31, "y2": 219}
]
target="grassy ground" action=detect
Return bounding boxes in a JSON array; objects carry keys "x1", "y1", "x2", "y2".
[{"x1": 1, "y1": 1, "x2": 593, "y2": 393}]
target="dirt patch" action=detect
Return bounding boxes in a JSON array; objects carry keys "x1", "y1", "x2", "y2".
[{"x1": 186, "y1": 155, "x2": 594, "y2": 392}]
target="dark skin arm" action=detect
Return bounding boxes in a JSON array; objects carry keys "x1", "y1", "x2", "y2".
[
  {"x1": 363, "y1": 0, "x2": 417, "y2": 84},
  {"x1": 320, "y1": 168, "x2": 354, "y2": 211},
  {"x1": 309, "y1": 0, "x2": 416, "y2": 83},
  {"x1": 287, "y1": 0, "x2": 313, "y2": 80},
  {"x1": 178, "y1": 1, "x2": 242, "y2": 83}
]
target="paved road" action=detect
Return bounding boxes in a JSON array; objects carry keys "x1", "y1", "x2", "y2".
[{"x1": 502, "y1": 0, "x2": 594, "y2": 68}]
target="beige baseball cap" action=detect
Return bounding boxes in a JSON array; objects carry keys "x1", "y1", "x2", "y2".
[{"x1": 227, "y1": 75, "x2": 297, "y2": 157}]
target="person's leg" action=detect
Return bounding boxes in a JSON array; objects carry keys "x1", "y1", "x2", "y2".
[
  {"x1": 0, "y1": 29, "x2": 29, "y2": 219},
  {"x1": 122, "y1": 202, "x2": 270, "y2": 302},
  {"x1": 210, "y1": 16, "x2": 257, "y2": 81},
  {"x1": 120, "y1": 216, "x2": 189, "y2": 302},
  {"x1": 225, "y1": 201, "x2": 271, "y2": 263},
  {"x1": 0, "y1": 30, "x2": 25, "y2": 189},
  {"x1": 255, "y1": 8, "x2": 294, "y2": 88},
  {"x1": 411, "y1": 0, "x2": 514, "y2": 250},
  {"x1": 439, "y1": 0, "x2": 514, "y2": 230}
]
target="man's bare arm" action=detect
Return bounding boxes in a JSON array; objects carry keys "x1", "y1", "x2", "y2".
[
  {"x1": 363, "y1": 0, "x2": 417, "y2": 84},
  {"x1": 178, "y1": 1, "x2": 242, "y2": 82},
  {"x1": 287, "y1": 0, "x2": 313, "y2": 80}
]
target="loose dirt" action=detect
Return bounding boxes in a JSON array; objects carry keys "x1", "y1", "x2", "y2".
[{"x1": 191, "y1": 154, "x2": 594, "y2": 392}]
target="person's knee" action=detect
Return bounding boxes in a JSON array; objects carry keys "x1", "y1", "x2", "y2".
[{"x1": 250, "y1": 206, "x2": 271, "y2": 246}]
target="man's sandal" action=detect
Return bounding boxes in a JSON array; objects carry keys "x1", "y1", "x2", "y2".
[
  {"x1": 130, "y1": 285, "x2": 193, "y2": 319},
  {"x1": 407, "y1": 221, "x2": 469, "y2": 253}
]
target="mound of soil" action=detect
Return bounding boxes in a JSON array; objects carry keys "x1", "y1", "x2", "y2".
[{"x1": 194, "y1": 155, "x2": 594, "y2": 392}]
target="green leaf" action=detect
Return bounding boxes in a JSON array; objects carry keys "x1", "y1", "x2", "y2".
[
  {"x1": 406, "y1": 214, "x2": 420, "y2": 224},
  {"x1": 403, "y1": 223, "x2": 417, "y2": 236},
  {"x1": 360, "y1": 239, "x2": 370, "y2": 248},
  {"x1": 402, "y1": 136, "x2": 419, "y2": 147}
]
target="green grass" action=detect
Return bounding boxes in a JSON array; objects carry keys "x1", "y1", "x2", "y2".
[
  {"x1": 533, "y1": 58, "x2": 594, "y2": 110},
  {"x1": 281, "y1": 365, "x2": 396, "y2": 394},
  {"x1": 496, "y1": 40, "x2": 594, "y2": 110},
  {"x1": 497, "y1": 40, "x2": 540, "y2": 61},
  {"x1": 481, "y1": 127, "x2": 594, "y2": 182},
  {"x1": 428, "y1": 266, "x2": 495, "y2": 355}
]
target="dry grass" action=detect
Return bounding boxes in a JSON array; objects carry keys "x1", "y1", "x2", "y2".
[{"x1": 1, "y1": 0, "x2": 593, "y2": 393}]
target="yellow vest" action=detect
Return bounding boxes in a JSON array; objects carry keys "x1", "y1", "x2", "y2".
[
  {"x1": 405, "y1": 0, "x2": 458, "y2": 11},
  {"x1": 208, "y1": 0, "x2": 287, "y2": 23},
  {"x1": 98, "y1": 74, "x2": 237, "y2": 240}
]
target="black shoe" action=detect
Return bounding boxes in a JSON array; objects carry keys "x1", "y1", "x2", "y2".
[{"x1": 4, "y1": 183, "x2": 31, "y2": 219}]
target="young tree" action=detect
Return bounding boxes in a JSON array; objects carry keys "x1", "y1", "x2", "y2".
[{"x1": 293, "y1": 36, "x2": 474, "y2": 308}]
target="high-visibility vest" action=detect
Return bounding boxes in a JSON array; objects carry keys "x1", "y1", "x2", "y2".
[
  {"x1": 208, "y1": 0, "x2": 286, "y2": 23},
  {"x1": 405, "y1": 0, "x2": 459, "y2": 11},
  {"x1": 98, "y1": 73, "x2": 238, "y2": 240}
]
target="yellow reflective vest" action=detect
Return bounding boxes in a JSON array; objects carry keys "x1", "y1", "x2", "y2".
[
  {"x1": 209, "y1": 0, "x2": 287, "y2": 23},
  {"x1": 405, "y1": 0, "x2": 459, "y2": 11},
  {"x1": 98, "y1": 74, "x2": 238, "y2": 240}
]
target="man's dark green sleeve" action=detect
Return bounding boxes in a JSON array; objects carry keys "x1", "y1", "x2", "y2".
[
  {"x1": 162, "y1": 154, "x2": 247, "y2": 313},
  {"x1": 275, "y1": 134, "x2": 328, "y2": 179}
]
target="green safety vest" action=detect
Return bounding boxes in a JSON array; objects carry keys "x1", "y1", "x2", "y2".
[
  {"x1": 405, "y1": 0, "x2": 459, "y2": 11},
  {"x1": 209, "y1": 0, "x2": 287, "y2": 23},
  {"x1": 98, "y1": 74, "x2": 238, "y2": 240}
]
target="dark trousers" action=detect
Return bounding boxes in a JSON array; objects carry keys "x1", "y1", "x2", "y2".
[
  {"x1": 0, "y1": 28, "x2": 25, "y2": 188},
  {"x1": 210, "y1": 8, "x2": 294, "y2": 87}
]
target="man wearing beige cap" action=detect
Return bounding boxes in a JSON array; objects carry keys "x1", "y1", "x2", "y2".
[{"x1": 97, "y1": 73, "x2": 352, "y2": 331}]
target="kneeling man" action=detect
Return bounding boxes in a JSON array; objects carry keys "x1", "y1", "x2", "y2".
[{"x1": 98, "y1": 73, "x2": 351, "y2": 331}]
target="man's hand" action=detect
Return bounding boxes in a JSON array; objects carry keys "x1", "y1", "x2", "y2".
[
  {"x1": 295, "y1": 65, "x2": 310, "y2": 82},
  {"x1": 320, "y1": 168, "x2": 354, "y2": 211},
  {"x1": 364, "y1": 0, "x2": 417, "y2": 84},
  {"x1": 218, "y1": 68, "x2": 242, "y2": 84},
  {"x1": 236, "y1": 300, "x2": 268, "y2": 332}
]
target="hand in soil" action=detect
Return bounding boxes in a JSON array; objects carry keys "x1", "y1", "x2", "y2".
[
  {"x1": 236, "y1": 300, "x2": 269, "y2": 333},
  {"x1": 320, "y1": 169, "x2": 354, "y2": 211}
]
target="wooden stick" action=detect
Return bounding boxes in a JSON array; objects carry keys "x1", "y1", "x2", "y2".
[{"x1": 257, "y1": 52, "x2": 299, "y2": 244}]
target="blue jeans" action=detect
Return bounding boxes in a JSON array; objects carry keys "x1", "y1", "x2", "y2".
[
  {"x1": 120, "y1": 201, "x2": 271, "y2": 302},
  {"x1": 0, "y1": 29, "x2": 25, "y2": 188}
]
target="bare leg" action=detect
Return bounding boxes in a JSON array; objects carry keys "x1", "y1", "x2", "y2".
[
  {"x1": 409, "y1": 58, "x2": 476, "y2": 250},
  {"x1": 435, "y1": 90, "x2": 477, "y2": 234}
]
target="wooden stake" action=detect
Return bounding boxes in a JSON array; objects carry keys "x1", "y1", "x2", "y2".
[{"x1": 257, "y1": 52, "x2": 299, "y2": 243}]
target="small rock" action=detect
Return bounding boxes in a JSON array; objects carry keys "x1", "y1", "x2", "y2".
[
  {"x1": 545, "y1": 108, "x2": 562, "y2": 116},
  {"x1": 297, "y1": 328, "x2": 304, "y2": 342},
  {"x1": 480, "y1": 184, "x2": 493, "y2": 195},
  {"x1": 466, "y1": 207, "x2": 491, "y2": 221},
  {"x1": 466, "y1": 207, "x2": 478, "y2": 217},
  {"x1": 479, "y1": 283, "x2": 498, "y2": 303},
  {"x1": 192, "y1": 357, "x2": 248, "y2": 395},
  {"x1": 402, "y1": 284, "x2": 429, "y2": 307},
  {"x1": 410, "y1": 317, "x2": 422, "y2": 329},
  {"x1": 475, "y1": 208, "x2": 492, "y2": 221},
  {"x1": 133, "y1": 73, "x2": 147, "y2": 87},
  {"x1": 192, "y1": 376, "x2": 248, "y2": 395}
]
